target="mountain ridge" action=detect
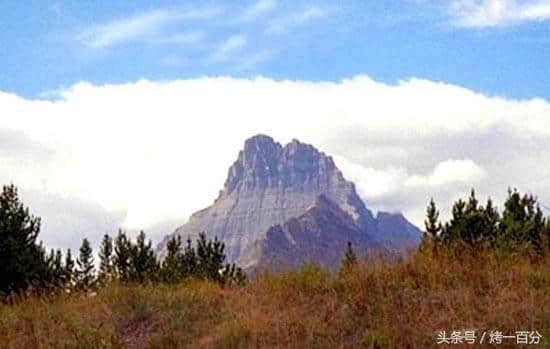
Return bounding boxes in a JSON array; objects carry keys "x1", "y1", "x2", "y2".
[{"x1": 258, "y1": 194, "x2": 381, "y2": 270}]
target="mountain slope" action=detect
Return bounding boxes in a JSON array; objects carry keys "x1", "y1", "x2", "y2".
[
  {"x1": 257, "y1": 194, "x2": 379, "y2": 270},
  {"x1": 374, "y1": 212, "x2": 422, "y2": 250}
]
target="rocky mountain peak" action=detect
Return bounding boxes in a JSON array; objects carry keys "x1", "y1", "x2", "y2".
[
  {"x1": 160, "y1": 135, "x2": 420, "y2": 269},
  {"x1": 242, "y1": 134, "x2": 282, "y2": 165},
  {"x1": 223, "y1": 134, "x2": 282, "y2": 195},
  {"x1": 281, "y1": 139, "x2": 337, "y2": 175},
  {"x1": 223, "y1": 134, "x2": 339, "y2": 196}
]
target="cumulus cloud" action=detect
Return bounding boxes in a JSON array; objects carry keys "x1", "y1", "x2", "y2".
[
  {"x1": 1, "y1": 75, "x2": 550, "y2": 250},
  {"x1": 409, "y1": 159, "x2": 487, "y2": 187},
  {"x1": 449, "y1": 0, "x2": 550, "y2": 28}
]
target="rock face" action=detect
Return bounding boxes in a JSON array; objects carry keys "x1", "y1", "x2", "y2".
[
  {"x1": 158, "y1": 134, "x2": 420, "y2": 270},
  {"x1": 374, "y1": 212, "x2": 422, "y2": 250},
  {"x1": 258, "y1": 195, "x2": 379, "y2": 270}
]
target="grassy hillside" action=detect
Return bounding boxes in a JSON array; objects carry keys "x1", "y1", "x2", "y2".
[{"x1": 1, "y1": 251, "x2": 549, "y2": 348}]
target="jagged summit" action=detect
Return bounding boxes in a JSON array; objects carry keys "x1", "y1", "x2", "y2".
[
  {"x1": 222, "y1": 134, "x2": 340, "y2": 197},
  {"x1": 159, "y1": 135, "x2": 420, "y2": 270}
]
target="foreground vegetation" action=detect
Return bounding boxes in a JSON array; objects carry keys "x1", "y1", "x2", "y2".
[
  {"x1": 1, "y1": 250, "x2": 549, "y2": 348},
  {"x1": 2, "y1": 184, "x2": 550, "y2": 347}
]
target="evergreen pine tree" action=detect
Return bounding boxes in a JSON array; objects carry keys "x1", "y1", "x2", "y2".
[
  {"x1": 440, "y1": 198, "x2": 466, "y2": 245},
  {"x1": 424, "y1": 198, "x2": 442, "y2": 240},
  {"x1": 180, "y1": 237, "x2": 198, "y2": 277},
  {"x1": 220, "y1": 262, "x2": 247, "y2": 286},
  {"x1": 528, "y1": 201, "x2": 545, "y2": 254},
  {"x1": 98, "y1": 233, "x2": 114, "y2": 282},
  {"x1": 52, "y1": 249, "x2": 64, "y2": 288},
  {"x1": 193, "y1": 232, "x2": 245, "y2": 285},
  {"x1": 342, "y1": 241, "x2": 358, "y2": 269},
  {"x1": 76, "y1": 238, "x2": 95, "y2": 290},
  {"x1": 161, "y1": 234, "x2": 182, "y2": 282},
  {"x1": 430, "y1": 188, "x2": 547, "y2": 255},
  {"x1": 114, "y1": 230, "x2": 132, "y2": 282},
  {"x1": 500, "y1": 188, "x2": 527, "y2": 246},
  {"x1": 129, "y1": 231, "x2": 158, "y2": 283},
  {"x1": 499, "y1": 189, "x2": 545, "y2": 252},
  {"x1": 63, "y1": 248, "x2": 75, "y2": 288},
  {"x1": 196, "y1": 233, "x2": 225, "y2": 281},
  {"x1": 45, "y1": 248, "x2": 56, "y2": 287},
  {"x1": 438, "y1": 191, "x2": 500, "y2": 249},
  {"x1": 0, "y1": 184, "x2": 50, "y2": 296},
  {"x1": 461, "y1": 189, "x2": 487, "y2": 245},
  {"x1": 483, "y1": 198, "x2": 500, "y2": 245}
]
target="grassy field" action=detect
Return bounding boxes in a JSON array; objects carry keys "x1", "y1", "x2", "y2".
[{"x1": 1, "y1": 251, "x2": 550, "y2": 348}]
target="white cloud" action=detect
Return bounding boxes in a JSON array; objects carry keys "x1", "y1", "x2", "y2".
[
  {"x1": 70, "y1": 3, "x2": 335, "y2": 70},
  {"x1": 409, "y1": 159, "x2": 487, "y2": 187},
  {"x1": 77, "y1": 7, "x2": 218, "y2": 48},
  {"x1": 154, "y1": 31, "x2": 205, "y2": 45},
  {"x1": 1, "y1": 75, "x2": 550, "y2": 249},
  {"x1": 266, "y1": 5, "x2": 330, "y2": 34},
  {"x1": 335, "y1": 157, "x2": 486, "y2": 212},
  {"x1": 211, "y1": 35, "x2": 248, "y2": 61},
  {"x1": 449, "y1": 0, "x2": 550, "y2": 28},
  {"x1": 243, "y1": 0, "x2": 277, "y2": 20}
]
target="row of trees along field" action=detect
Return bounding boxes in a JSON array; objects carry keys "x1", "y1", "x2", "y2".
[
  {"x1": 422, "y1": 188, "x2": 550, "y2": 255},
  {"x1": 0, "y1": 184, "x2": 245, "y2": 299},
  {"x1": 3, "y1": 182, "x2": 550, "y2": 299}
]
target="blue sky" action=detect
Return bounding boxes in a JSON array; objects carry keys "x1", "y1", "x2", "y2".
[{"x1": 2, "y1": 0, "x2": 550, "y2": 99}]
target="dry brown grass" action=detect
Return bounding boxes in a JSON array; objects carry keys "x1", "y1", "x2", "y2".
[{"x1": 1, "y1": 251, "x2": 549, "y2": 348}]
